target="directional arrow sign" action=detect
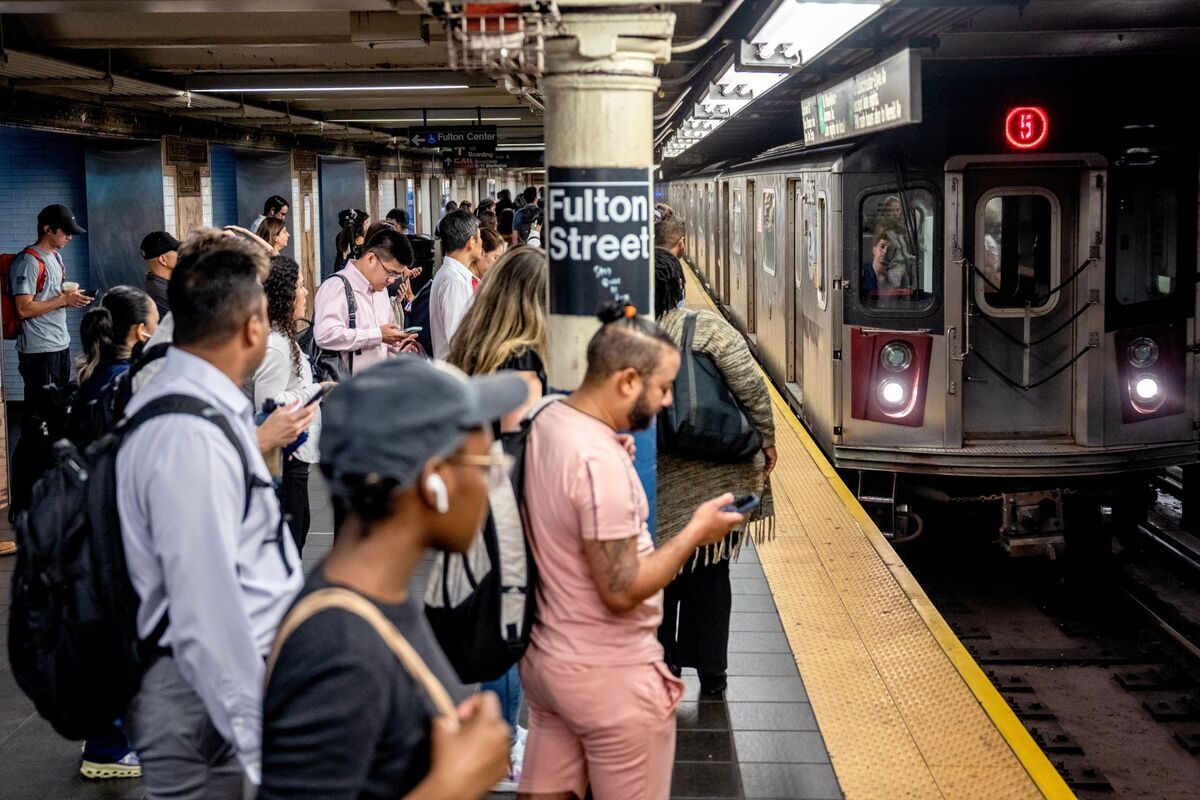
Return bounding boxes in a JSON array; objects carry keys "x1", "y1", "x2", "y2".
[{"x1": 407, "y1": 126, "x2": 498, "y2": 151}]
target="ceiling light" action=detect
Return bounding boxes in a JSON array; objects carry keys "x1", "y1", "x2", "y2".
[
  {"x1": 327, "y1": 116, "x2": 522, "y2": 123},
  {"x1": 752, "y1": 1, "x2": 882, "y2": 64},
  {"x1": 496, "y1": 143, "x2": 545, "y2": 151},
  {"x1": 191, "y1": 84, "x2": 468, "y2": 94}
]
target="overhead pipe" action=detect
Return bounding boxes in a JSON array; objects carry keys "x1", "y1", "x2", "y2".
[
  {"x1": 671, "y1": 0, "x2": 746, "y2": 53},
  {"x1": 660, "y1": 41, "x2": 730, "y2": 87}
]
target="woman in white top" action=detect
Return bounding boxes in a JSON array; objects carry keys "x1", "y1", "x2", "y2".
[{"x1": 255, "y1": 255, "x2": 329, "y2": 552}]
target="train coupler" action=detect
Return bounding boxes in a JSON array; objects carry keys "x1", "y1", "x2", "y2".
[{"x1": 999, "y1": 489, "x2": 1065, "y2": 558}]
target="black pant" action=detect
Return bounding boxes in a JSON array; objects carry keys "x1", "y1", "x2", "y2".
[
  {"x1": 658, "y1": 550, "x2": 733, "y2": 679},
  {"x1": 17, "y1": 348, "x2": 72, "y2": 414},
  {"x1": 277, "y1": 458, "x2": 311, "y2": 554},
  {"x1": 10, "y1": 349, "x2": 72, "y2": 518}
]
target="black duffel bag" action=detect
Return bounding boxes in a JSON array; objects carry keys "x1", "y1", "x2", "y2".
[{"x1": 658, "y1": 311, "x2": 762, "y2": 462}]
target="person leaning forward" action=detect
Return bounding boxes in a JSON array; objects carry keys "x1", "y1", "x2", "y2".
[{"x1": 118, "y1": 234, "x2": 303, "y2": 798}]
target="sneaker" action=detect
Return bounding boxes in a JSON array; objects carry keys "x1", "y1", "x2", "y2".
[
  {"x1": 80, "y1": 749, "x2": 142, "y2": 780},
  {"x1": 491, "y1": 725, "x2": 527, "y2": 793}
]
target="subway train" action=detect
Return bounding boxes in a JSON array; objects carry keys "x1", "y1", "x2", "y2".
[{"x1": 664, "y1": 58, "x2": 1199, "y2": 554}]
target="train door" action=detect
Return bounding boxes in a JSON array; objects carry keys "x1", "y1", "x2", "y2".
[
  {"x1": 696, "y1": 185, "x2": 708, "y2": 284},
  {"x1": 728, "y1": 180, "x2": 750, "y2": 330},
  {"x1": 957, "y1": 165, "x2": 1081, "y2": 439},
  {"x1": 746, "y1": 178, "x2": 758, "y2": 337},
  {"x1": 790, "y1": 178, "x2": 810, "y2": 403},
  {"x1": 718, "y1": 180, "x2": 729, "y2": 304},
  {"x1": 755, "y1": 177, "x2": 787, "y2": 381}
]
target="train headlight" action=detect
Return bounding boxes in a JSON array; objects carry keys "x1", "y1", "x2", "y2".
[
  {"x1": 1127, "y1": 337, "x2": 1158, "y2": 369},
  {"x1": 880, "y1": 341, "x2": 913, "y2": 372},
  {"x1": 1134, "y1": 375, "x2": 1160, "y2": 401},
  {"x1": 878, "y1": 379, "x2": 906, "y2": 407}
]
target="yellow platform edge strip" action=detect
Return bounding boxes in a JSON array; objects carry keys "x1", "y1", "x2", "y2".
[{"x1": 685, "y1": 272, "x2": 1074, "y2": 800}]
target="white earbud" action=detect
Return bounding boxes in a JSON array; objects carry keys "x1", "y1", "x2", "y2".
[{"x1": 425, "y1": 474, "x2": 449, "y2": 514}]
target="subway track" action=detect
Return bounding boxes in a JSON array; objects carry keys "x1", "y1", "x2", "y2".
[{"x1": 898, "y1": 484, "x2": 1200, "y2": 799}]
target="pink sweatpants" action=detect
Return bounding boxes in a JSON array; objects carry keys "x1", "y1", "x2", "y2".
[{"x1": 518, "y1": 645, "x2": 684, "y2": 799}]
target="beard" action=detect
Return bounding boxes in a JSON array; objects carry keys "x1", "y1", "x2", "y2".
[{"x1": 627, "y1": 385, "x2": 657, "y2": 432}]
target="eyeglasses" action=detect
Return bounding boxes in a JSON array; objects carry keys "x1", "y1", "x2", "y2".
[
  {"x1": 379, "y1": 262, "x2": 405, "y2": 282},
  {"x1": 446, "y1": 450, "x2": 514, "y2": 490}
]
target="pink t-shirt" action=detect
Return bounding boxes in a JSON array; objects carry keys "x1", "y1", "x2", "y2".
[{"x1": 523, "y1": 402, "x2": 663, "y2": 666}]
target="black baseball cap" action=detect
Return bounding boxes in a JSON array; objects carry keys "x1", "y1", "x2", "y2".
[
  {"x1": 140, "y1": 231, "x2": 181, "y2": 260},
  {"x1": 37, "y1": 204, "x2": 86, "y2": 235},
  {"x1": 320, "y1": 357, "x2": 528, "y2": 497}
]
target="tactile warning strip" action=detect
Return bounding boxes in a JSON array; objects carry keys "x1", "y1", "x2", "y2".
[{"x1": 681, "y1": 271, "x2": 1074, "y2": 800}]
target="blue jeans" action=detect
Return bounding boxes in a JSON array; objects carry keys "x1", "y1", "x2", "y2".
[{"x1": 481, "y1": 664, "x2": 523, "y2": 741}]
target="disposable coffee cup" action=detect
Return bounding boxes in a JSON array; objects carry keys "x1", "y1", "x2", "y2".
[{"x1": 61, "y1": 281, "x2": 79, "y2": 294}]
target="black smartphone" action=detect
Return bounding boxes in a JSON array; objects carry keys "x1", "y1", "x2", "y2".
[
  {"x1": 303, "y1": 385, "x2": 330, "y2": 408},
  {"x1": 722, "y1": 493, "x2": 761, "y2": 514}
]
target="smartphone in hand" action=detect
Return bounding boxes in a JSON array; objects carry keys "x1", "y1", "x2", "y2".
[
  {"x1": 402, "y1": 326, "x2": 423, "y2": 334},
  {"x1": 722, "y1": 493, "x2": 761, "y2": 514},
  {"x1": 303, "y1": 385, "x2": 330, "y2": 408}
]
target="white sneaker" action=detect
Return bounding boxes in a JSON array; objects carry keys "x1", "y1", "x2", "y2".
[{"x1": 490, "y1": 726, "x2": 527, "y2": 793}]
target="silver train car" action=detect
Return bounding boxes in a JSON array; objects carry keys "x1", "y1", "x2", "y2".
[{"x1": 665, "y1": 60, "x2": 1199, "y2": 552}]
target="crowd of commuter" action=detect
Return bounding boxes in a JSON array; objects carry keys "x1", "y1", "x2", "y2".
[{"x1": 3, "y1": 192, "x2": 776, "y2": 799}]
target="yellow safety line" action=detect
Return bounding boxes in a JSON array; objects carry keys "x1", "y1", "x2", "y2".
[{"x1": 682, "y1": 270, "x2": 1074, "y2": 799}]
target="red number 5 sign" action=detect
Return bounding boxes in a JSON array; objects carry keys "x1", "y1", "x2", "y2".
[{"x1": 1005, "y1": 106, "x2": 1049, "y2": 149}]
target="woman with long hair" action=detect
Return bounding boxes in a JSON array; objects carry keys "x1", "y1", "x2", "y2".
[
  {"x1": 471, "y1": 228, "x2": 507, "y2": 282},
  {"x1": 74, "y1": 284, "x2": 158, "y2": 781},
  {"x1": 76, "y1": 284, "x2": 158, "y2": 400},
  {"x1": 653, "y1": 218, "x2": 778, "y2": 697},
  {"x1": 254, "y1": 255, "x2": 328, "y2": 552},
  {"x1": 447, "y1": 246, "x2": 547, "y2": 429},
  {"x1": 255, "y1": 216, "x2": 290, "y2": 255},
  {"x1": 444, "y1": 246, "x2": 547, "y2": 790}
]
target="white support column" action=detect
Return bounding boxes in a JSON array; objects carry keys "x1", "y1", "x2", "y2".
[{"x1": 543, "y1": 12, "x2": 676, "y2": 389}]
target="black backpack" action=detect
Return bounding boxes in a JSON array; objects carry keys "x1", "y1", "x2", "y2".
[
  {"x1": 68, "y1": 343, "x2": 170, "y2": 448},
  {"x1": 423, "y1": 396, "x2": 561, "y2": 683},
  {"x1": 299, "y1": 273, "x2": 356, "y2": 382},
  {"x1": 8, "y1": 394, "x2": 255, "y2": 740},
  {"x1": 516, "y1": 204, "x2": 542, "y2": 244},
  {"x1": 658, "y1": 312, "x2": 762, "y2": 462},
  {"x1": 404, "y1": 281, "x2": 433, "y2": 357}
]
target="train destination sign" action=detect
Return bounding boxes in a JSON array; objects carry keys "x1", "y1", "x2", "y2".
[
  {"x1": 801, "y1": 49, "x2": 921, "y2": 147},
  {"x1": 547, "y1": 166, "x2": 653, "y2": 317},
  {"x1": 407, "y1": 125, "x2": 497, "y2": 151}
]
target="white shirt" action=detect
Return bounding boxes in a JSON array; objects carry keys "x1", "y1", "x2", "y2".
[
  {"x1": 430, "y1": 255, "x2": 476, "y2": 359},
  {"x1": 118, "y1": 349, "x2": 303, "y2": 783},
  {"x1": 253, "y1": 330, "x2": 322, "y2": 463}
]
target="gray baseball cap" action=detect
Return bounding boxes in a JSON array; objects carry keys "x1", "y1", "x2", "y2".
[{"x1": 319, "y1": 356, "x2": 528, "y2": 497}]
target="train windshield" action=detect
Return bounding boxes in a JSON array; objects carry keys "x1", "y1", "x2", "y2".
[
  {"x1": 859, "y1": 189, "x2": 936, "y2": 309},
  {"x1": 975, "y1": 192, "x2": 1057, "y2": 313}
]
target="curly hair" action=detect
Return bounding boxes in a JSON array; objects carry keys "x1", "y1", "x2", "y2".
[{"x1": 264, "y1": 255, "x2": 303, "y2": 377}]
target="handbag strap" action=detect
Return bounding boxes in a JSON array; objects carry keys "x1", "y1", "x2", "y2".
[
  {"x1": 681, "y1": 310, "x2": 698, "y2": 352},
  {"x1": 265, "y1": 587, "x2": 459, "y2": 731}
]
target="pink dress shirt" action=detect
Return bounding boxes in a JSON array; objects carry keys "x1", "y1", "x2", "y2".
[{"x1": 313, "y1": 260, "x2": 397, "y2": 375}]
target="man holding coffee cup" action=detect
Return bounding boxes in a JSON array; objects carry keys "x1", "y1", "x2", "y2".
[{"x1": 8, "y1": 204, "x2": 93, "y2": 516}]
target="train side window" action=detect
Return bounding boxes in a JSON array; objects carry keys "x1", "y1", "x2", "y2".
[
  {"x1": 1114, "y1": 178, "x2": 1178, "y2": 306},
  {"x1": 973, "y1": 191, "x2": 1059, "y2": 316},
  {"x1": 816, "y1": 194, "x2": 828, "y2": 310},
  {"x1": 760, "y1": 189, "x2": 777, "y2": 276},
  {"x1": 732, "y1": 189, "x2": 745, "y2": 259},
  {"x1": 859, "y1": 189, "x2": 936, "y2": 308}
]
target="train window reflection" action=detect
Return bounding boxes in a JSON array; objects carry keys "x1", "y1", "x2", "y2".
[
  {"x1": 760, "y1": 189, "x2": 776, "y2": 276},
  {"x1": 1114, "y1": 181, "x2": 1177, "y2": 306},
  {"x1": 859, "y1": 189, "x2": 935, "y2": 309},
  {"x1": 975, "y1": 192, "x2": 1057, "y2": 314}
]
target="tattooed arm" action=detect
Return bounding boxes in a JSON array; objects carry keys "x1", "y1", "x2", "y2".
[{"x1": 582, "y1": 494, "x2": 743, "y2": 614}]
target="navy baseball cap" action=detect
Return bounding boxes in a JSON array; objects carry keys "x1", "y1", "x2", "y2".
[
  {"x1": 38, "y1": 204, "x2": 86, "y2": 235},
  {"x1": 320, "y1": 357, "x2": 528, "y2": 496},
  {"x1": 140, "y1": 231, "x2": 181, "y2": 260}
]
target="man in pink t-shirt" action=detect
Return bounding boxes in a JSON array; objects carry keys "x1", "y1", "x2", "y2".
[{"x1": 518, "y1": 312, "x2": 744, "y2": 800}]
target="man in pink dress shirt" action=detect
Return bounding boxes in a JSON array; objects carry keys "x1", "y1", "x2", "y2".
[{"x1": 314, "y1": 228, "x2": 418, "y2": 375}]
